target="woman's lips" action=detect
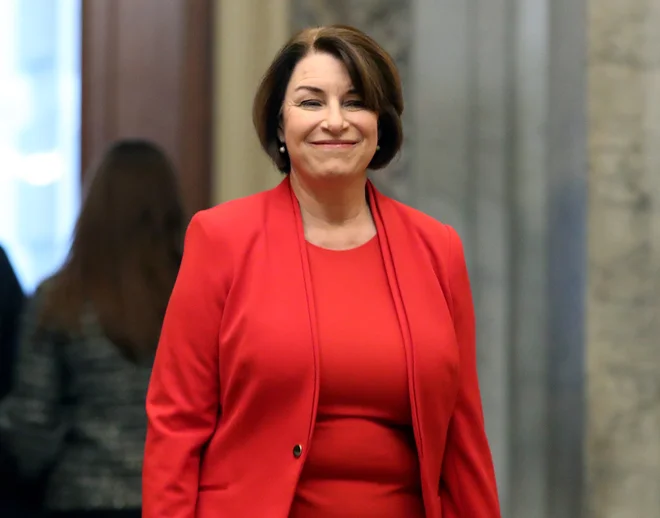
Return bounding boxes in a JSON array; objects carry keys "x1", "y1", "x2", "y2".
[{"x1": 310, "y1": 141, "x2": 357, "y2": 148}]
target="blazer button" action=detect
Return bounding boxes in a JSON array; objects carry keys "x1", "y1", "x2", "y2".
[{"x1": 293, "y1": 444, "x2": 303, "y2": 458}]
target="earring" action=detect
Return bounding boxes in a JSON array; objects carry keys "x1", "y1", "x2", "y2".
[
  {"x1": 376, "y1": 145, "x2": 381, "y2": 151},
  {"x1": 279, "y1": 145, "x2": 286, "y2": 153}
]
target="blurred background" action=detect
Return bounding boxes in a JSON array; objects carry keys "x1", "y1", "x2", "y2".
[{"x1": 0, "y1": 0, "x2": 657, "y2": 517}]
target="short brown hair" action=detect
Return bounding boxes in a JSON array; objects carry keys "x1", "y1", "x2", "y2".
[
  {"x1": 39, "y1": 139, "x2": 186, "y2": 362},
  {"x1": 253, "y1": 25, "x2": 404, "y2": 173}
]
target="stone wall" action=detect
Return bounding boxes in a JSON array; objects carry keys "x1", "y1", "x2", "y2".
[{"x1": 586, "y1": 0, "x2": 660, "y2": 515}]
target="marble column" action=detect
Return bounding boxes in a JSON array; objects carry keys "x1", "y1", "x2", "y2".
[
  {"x1": 586, "y1": 0, "x2": 660, "y2": 515},
  {"x1": 212, "y1": 0, "x2": 290, "y2": 203}
]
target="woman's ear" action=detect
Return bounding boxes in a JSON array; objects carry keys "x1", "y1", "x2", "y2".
[{"x1": 277, "y1": 118, "x2": 285, "y2": 143}]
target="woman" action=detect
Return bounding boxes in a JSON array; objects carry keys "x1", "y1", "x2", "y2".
[
  {"x1": 0, "y1": 139, "x2": 186, "y2": 518},
  {"x1": 143, "y1": 25, "x2": 501, "y2": 518}
]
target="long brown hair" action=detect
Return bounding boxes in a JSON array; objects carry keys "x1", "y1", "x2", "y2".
[{"x1": 39, "y1": 139, "x2": 186, "y2": 361}]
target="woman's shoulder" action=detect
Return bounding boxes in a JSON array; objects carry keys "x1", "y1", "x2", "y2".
[
  {"x1": 25, "y1": 276, "x2": 74, "y2": 339},
  {"x1": 190, "y1": 184, "x2": 280, "y2": 243},
  {"x1": 181, "y1": 186, "x2": 283, "y2": 283}
]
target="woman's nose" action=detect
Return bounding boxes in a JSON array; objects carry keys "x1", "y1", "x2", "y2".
[{"x1": 324, "y1": 102, "x2": 348, "y2": 133}]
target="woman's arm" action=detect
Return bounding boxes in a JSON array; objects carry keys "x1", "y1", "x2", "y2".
[
  {"x1": 0, "y1": 289, "x2": 66, "y2": 480},
  {"x1": 439, "y1": 227, "x2": 501, "y2": 517},
  {"x1": 143, "y1": 213, "x2": 230, "y2": 518}
]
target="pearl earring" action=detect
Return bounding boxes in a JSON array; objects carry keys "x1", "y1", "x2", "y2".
[
  {"x1": 279, "y1": 145, "x2": 286, "y2": 153},
  {"x1": 376, "y1": 145, "x2": 381, "y2": 151}
]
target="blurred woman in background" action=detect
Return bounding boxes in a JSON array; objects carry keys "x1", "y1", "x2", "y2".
[{"x1": 0, "y1": 139, "x2": 186, "y2": 518}]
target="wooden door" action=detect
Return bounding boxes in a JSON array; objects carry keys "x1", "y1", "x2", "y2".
[{"x1": 81, "y1": 0, "x2": 214, "y2": 214}]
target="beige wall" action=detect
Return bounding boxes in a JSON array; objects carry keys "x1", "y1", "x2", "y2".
[
  {"x1": 586, "y1": 0, "x2": 660, "y2": 515},
  {"x1": 212, "y1": 0, "x2": 291, "y2": 204}
]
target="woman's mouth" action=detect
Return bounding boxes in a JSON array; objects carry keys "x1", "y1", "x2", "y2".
[{"x1": 310, "y1": 140, "x2": 358, "y2": 149}]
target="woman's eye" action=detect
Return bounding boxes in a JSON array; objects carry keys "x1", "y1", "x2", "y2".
[
  {"x1": 300, "y1": 99, "x2": 322, "y2": 107},
  {"x1": 345, "y1": 100, "x2": 365, "y2": 108}
]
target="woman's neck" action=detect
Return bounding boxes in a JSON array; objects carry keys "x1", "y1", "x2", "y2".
[
  {"x1": 289, "y1": 170, "x2": 376, "y2": 250},
  {"x1": 289, "y1": 171, "x2": 371, "y2": 229}
]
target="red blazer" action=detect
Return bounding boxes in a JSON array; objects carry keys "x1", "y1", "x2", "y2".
[{"x1": 143, "y1": 177, "x2": 501, "y2": 518}]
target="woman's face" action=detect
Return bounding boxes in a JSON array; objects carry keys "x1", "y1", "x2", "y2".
[{"x1": 279, "y1": 52, "x2": 379, "y2": 182}]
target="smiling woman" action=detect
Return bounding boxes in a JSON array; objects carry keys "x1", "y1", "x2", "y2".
[
  {"x1": 253, "y1": 25, "x2": 403, "y2": 176},
  {"x1": 143, "y1": 24, "x2": 501, "y2": 518}
]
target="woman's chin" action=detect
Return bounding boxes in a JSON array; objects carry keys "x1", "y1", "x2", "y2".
[{"x1": 309, "y1": 161, "x2": 366, "y2": 180}]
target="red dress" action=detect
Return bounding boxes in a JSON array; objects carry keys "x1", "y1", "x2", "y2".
[{"x1": 289, "y1": 236, "x2": 426, "y2": 518}]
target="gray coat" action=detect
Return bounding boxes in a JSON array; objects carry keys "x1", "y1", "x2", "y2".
[{"x1": 0, "y1": 284, "x2": 152, "y2": 511}]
